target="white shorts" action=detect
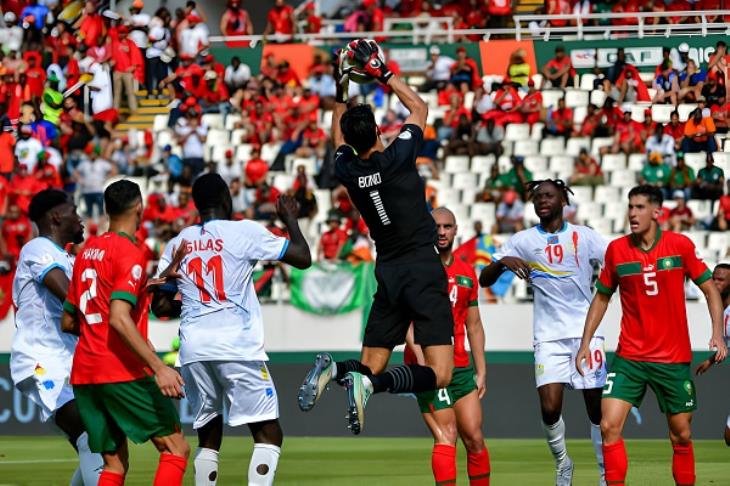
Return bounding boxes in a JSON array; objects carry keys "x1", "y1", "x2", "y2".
[
  {"x1": 15, "y1": 375, "x2": 74, "y2": 422},
  {"x1": 181, "y1": 361, "x2": 279, "y2": 429},
  {"x1": 534, "y1": 337, "x2": 607, "y2": 390}
]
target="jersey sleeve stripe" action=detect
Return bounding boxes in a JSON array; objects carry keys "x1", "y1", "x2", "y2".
[
  {"x1": 468, "y1": 300, "x2": 479, "y2": 307},
  {"x1": 62, "y1": 299, "x2": 76, "y2": 314},
  {"x1": 37, "y1": 263, "x2": 64, "y2": 283},
  {"x1": 110, "y1": 291, "x2": 138, "y2": 306},
  {"x1": 277, "y1": 239, "x2": 290, "y2": 260},
  {"x1": 693, "y1": 269, "x2": 712, "y2": 286},
  {"x1": 595, "y1": 280, "x2": 615, "y2": 295}
]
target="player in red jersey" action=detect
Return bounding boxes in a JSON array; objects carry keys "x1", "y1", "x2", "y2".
[
  {"x1": 405, "y1": 207, "x2": 491, "y2": 486},
  {"x1": 576, "y1": 185, "x2": 727, "y2": 486},
  {"x1": 61, "y1": 180, "x2": 190, "y2": 486}
]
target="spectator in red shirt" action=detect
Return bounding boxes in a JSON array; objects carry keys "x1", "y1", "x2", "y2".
[
  {"x1": 318, "y1": 213, "x2": 348, "y2": 261},
  {"x1": 484, "y1": 80, "x2": 523, "y2": 126},
  {"x1": 1, "y1": 203, "x2": 32, "y2": 265},
  {"x1": 439, "y1": 93, "x2": 471, "y2": 141},
  {"x1": 609, "y1": 110, "x2": 643, "y2": 154},
  {"x1": 663, "y1": 110, "x2": 686, "y2": 150},
  {"x1": 200, "y1": 70, "x2": 230, "y2": 111},
  {"x1": 711, "y1": 95, "x2": 729, "y2": 133},
  {"x1": 76, "y1": 0, "x2": 105, "y2": 47},
  {"x1": 276, "y1": 61, "x2": 301, "y2": 88},
  {"x1": 570, "y1": 148, "x2": 604, "y2": 186},
  {"x1": 33, "y1": 151, "x2": 62, "y2": 189},
  {"x1": 667, "y1": 0, "x2": 692, "y2": 24},
  {"x1": 264, "y1": 0, "x2": 295, "y2": 42},
  {"x1": 111, "y1": 25, "x2": 143, "y2": 112},
  {"x1": 160, "y1": 54, "x2": 204, "y2": 100},
  {"x1": 575, "y1": 103, "x2": 601, "y2": 137},
  {"x1": 296, "y1": 118, "x2": 327, "y2": 158},
  {"x1": 24, "y1": 54, "x2": 45, "y2": 99},
  {"x1": 219, "y1": 0, "x2": 253, "y2": 40},
  {"x1": 450, "y1": 46, "x2": 482, "y2": 90},
  {"x1": 716, "y1": 181, "x2": 730, "y2": 231},
  {"x1": 142, "y1": 193, "x2": 179, "y2": 236},
  {"x1": 172, "y1": 190, "x2": 197, "y2": 227},
  {"x1": 546, "y1": 0, "x2": 570, "y2": 27},
  {"x1": 669, "y1": 191, "x2": 695, "y2": 231},
  {"x1": 302, "y1": 2, "x2": 322, "y2": 33},
  {"x1": 253, "y1": 182, "x2": 281, "y2": 220},
  {"x1": 10, "y1": 164, "x2": 42, "y2": 215},
  {"x1": 488, "y1": 0, "x2": 512, "y2": 28},
  {"x1": 611, "y1": 0, "x2": 640, "y2": 25},
  {"x1": 245, "y1": 146, "x2": 269, "y2": 187},
  {"x1": 0, "y1": 123, "x2": 16, "y2": 180},
  {"x1": 519, "y1": 80, "x2": 543, "y2": 125},
  {"x1": 541, "y1": 46, "x2": 575, "y2": 88},
  {"x1": 544, "y1": 97, "x2": 573, "y2": 137},
  {"x1": 363, "y1": 0, "x2": 385, "y2": 35},
  {"x1": 599, "y1": 97, "x2": 624, "y2": 135}
]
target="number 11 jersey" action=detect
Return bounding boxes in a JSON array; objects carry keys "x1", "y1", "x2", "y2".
[{"x1": 156, "y1": 220, "x2": 289, "y2": 366}]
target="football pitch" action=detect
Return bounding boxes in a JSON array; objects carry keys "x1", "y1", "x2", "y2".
[{"x1": 0, "y1": 437, "x2": 728, "y2": 485}]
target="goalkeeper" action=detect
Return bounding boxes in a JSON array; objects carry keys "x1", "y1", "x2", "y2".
[{"x1": 297, "y1": 39, "x2": 456, "y2": 435}]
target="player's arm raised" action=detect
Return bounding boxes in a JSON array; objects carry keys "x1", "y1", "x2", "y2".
[
  {"x1": 465, "y1": 306, "x2": 487, "y2": 399},
  {"x1": 276, "y1": 195, "x2": 312, "y2": 269},
  {"x1": 575, "y1": 292, "x2": 611, "y2": 376},
  {"x1": 698, "y1": 278, "x2": 728, "y2": 363},
  {"x1": 331, "y1": 49, "x2": 349, "y2": 149},
  {"x1": 109, "y1": 300, "x2": 185, "y2": 398}
]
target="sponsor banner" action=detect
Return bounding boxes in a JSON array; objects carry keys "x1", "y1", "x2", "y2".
[
  {"x1": 289, "y1": 262, "x2": 376, "y2": 315},
  {"x1": 479, "y1": 39, "x2": 538, "y2": 77}
]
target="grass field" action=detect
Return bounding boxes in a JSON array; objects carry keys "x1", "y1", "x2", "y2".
[{"x1": 0, "y1": 436, "x2": 728, "y2": 485}]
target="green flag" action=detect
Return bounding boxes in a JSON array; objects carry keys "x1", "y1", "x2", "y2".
[{"x1": 290, "y1": 262, "x2": 375, "y2": 315}]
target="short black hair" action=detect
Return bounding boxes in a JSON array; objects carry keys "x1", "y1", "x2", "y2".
[
  {"x1": 192, "y1": 173, "x2": 230, "y2": 212},
  {"x1": 28, "y1": 189, "x2": 69, "y2": 224},
  {"x1": 340, "y1": 104, "x2": 377, "y2": 155},
  {"x1": 104, "y1": 180, "x2": 142, "y2": 216},
  {"x1": 628, "y1": 185, "x2": 663, "y2": 206},
  {"x1": 717, "y1": 41, "x2": 727, "y2": 48},
  {"x1": 527, "y1": 179, "x2": 574, "y2": 203},
  {"x1": 715, "y1": 263, "x2": 730, "y2": 272}
]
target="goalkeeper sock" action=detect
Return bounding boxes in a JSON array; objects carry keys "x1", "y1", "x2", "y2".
[
  {"x1": 334, "y1": 360, "x2": 372, "y2": 384},
  {"x1": 432, "y1": 444, "x2": 456, "y2": 486},
  {"x1": 369, "y1": 364, "x2": 436, "y2": 394},
  {"x1": 467, "y1": 447, "x2": 491, "y2": 485}
]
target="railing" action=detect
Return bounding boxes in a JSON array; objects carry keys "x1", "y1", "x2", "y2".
[{"x1": 208, "y1": 10, "x2": 730, "y2": 45}]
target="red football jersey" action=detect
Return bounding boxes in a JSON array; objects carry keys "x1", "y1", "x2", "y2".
[
  {"x1": 596, "y1": 229, "x2": 711, "y2": 364},
  {"x1": 65, "y1": 232, "x2": 150, "y2": 384},
  {"x1": 405, "y1": 257, "x2": 479, "y2": 368}
]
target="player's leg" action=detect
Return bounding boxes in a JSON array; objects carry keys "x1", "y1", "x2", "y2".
[
  {"x1": 725, "y1": 415, "x2": 730, "y2": 446},
  {"x1": 98, "y1": 440, "x2": 130, "y2": 486},
  {"x1": 150, "y1": 431, "x2": 191, "y2": 486},
  {"x1": 667, "y1": 413, "x2": 695, "y2": 486},
  {"x1": 600, "y1": 399, "x2": 634, "y2": 486},
  {"x1": 453, "y1": 390, "x2": 491, "y2": 486},
  {"x1": 582, "y1": 388, "x2": 606, "y2": 483},
  {"x1": 248, "y1": 419, "x2": 283, "y2": 486},
  {"x1": 422, "y1": 408, "x2": 459, "y2": 486},
  {"x1": 54, "y1": 399, "x2": 104, "y2": 484},
  {"x1": 194, "y1": 416, "x2": 223, "y2": 486}
]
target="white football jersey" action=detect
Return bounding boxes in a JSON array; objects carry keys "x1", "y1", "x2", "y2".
[
  {"x1": 10, "y1": 237, "x2": 76, "y2": 384},
  {"x1": 494, "y1": 223, "x2": 607, "y2": 343},
  {"x1": 156, "y1": 220, "x2": 288, "y2": 365}
]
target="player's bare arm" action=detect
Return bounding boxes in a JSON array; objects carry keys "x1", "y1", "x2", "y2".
[
  {"x1": 276, "y1": 195, "x2": 312, "y2": 269},
  {"x1": 61, "y1": 309, "x2": 80, "y2": 336},
  {"x1": 109, "y1": 299, "x2": 184, "y2": 398},
  {"x1": 386, "y1": 76, "x2": 428, "y2": 130},
  {"x1": 465, "y1": 306, "x2": 487, "y2": 399},
  {"x1": 42, "y1": 268, "x2": 70, "y2": 301},
  {"x1": 479, "y1": 257, "x2": 531, "y2": 287},
  {"x1": 576, "y1": 292, "x2": 611, "y2": 376},
  {"x1": 698, "y1": 278, "x2": 728, "y2": 362}
]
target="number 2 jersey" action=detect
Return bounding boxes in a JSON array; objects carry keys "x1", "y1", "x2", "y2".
[
  {"x1": 156, "y1": 220, "x2": 289, "y2": 366},
  {"x1": 494, "y1": 223, "x2": 607, "y2": 344},
  {"x1": 404, "y1": 257, "x2": 479, "y2": 368},
  {"x1": 335, "y1": 124, "x2": 438, "y2": 263},
  {"x1": 64, "y1": 232, "x2": 150, "y2": 385},
  {"x1": 597, "y1": 228, "x2": 711, "y2": 364}
]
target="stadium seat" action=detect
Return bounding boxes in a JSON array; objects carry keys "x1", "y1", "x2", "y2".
[
  {"x1": 514, "y1": 140, "x2": 539, "y2": 157},
  {"x1": 532, "y1": 169, "x2": 556, "y2": 181},
  {"x1": 601, "y1": 153, "x2": 627, "y2": 171},
  {"x1": 712, "y1": 152, "x2": 730, "y2": 172},
  {"x1": 206, "y1": 128, "x2": 229, "y2": 147},
  {"x1": 590, "y1": 90, "x2": 607, "y2": 107},
  {"x1": 438, "y1": 188, "x2": 461, "y2": 207},
  {"x1": 445, "y1": 155, "x2": 470, "y2": 173},
  {"x1": 628, "y1": 153, "x2": 646, "y2": 171},
  {"x1": 155, "y1": 129, "x2": 173, "y2": 149},
  {"x1": 591, "y1": 137, "x2": 613, "y2": 156},
  {"x1": 461, "y1": 188, "x2": 478, "y2": 205},
  {"x1": 290, "y1": 157, "x2": 317, "y2": 175},
  {"x1": 610, "y1": 170, "x2": 638, "y2": 187},
  {"x1": 548, "y1": 155, "x2": 574, "y2": 175},
  {"x1": 540, "y1": 137, "x2": 566, "y2": 157},
  {"x1": 651, "y1": 104, "x2": 674, "y2": 124},
  {"x1": 566, "y1": 137, "x2": 590, "y2": 156},
  {"x1": 725, "y1": 139, "x2": 730, "y2": 152},
  {"x1": 684, "y1": 230, "x2": 708, "y2": 249},
  {"x1": 210, "y1": 144, "x2": 233, "y2": 163},
  {"x1": 524, "y1": 155, "x2": 548, "y2": 172},
  {"x1": 230, "y1": 128, "x2": 247, "y2": 145},
  {"x1": 590, "y1": 218, "x2": 614, "y2": 235},
  {"x1": 595, "y1": 186, "x2": 621, "y2": 204},
  {"x1": 573, "y1": 106, "x2": 587, "y2": 125},
  {"x1": 531, "y1": 74, "x2": 544, "y2": 87},
  {"x1": 541, "y1": 90, "x2": 564, "y2": 109},
  {"x1": 677, "y1": 103, "x2": 699, "y2": 122},
  {"x1": 707, "y1": 232, "x2": 730, "y2": 256},
  {"x1": 687, "y1": 200, "x2": 712, "y2": 221},
  {"x1": 531, "y1": 122, "x2": 546, "y2": 140},
  {"x1": 225, "y1": 114, "x2": 242, "y2": 131},
  {"x1": 471, "y1": 155, "x2": 495, "y2": 173},
  {"x1": 153, "y1": 114, "x2": 169, "y2": 132},
  {"x1": 421, "y1": 92, "x2": 438, "y2": 109},
  {"x1": 450, "y1": 204, "x2": 469, "y2": 224},
  {"x1": 497, "y1": 155, "x2": 513, "y2": 172},
  {"x1": 639, "y1": 72, "x2": 655, "y2": 84},
  {"x1": 321, "y1": 110, "x2": 333, "y2": 128},
  {"x1": 261, "y1": 143, "x2": 282, "y2": 163},
  {"x1": 504, "y1": 123, "x2": 531, "y2": 142},
  {"x1": 470, "y1": 202, "x2": 496, "y2": 224},
  {"x1": 451, "y1": 172, "x2": 479, "y2": 190},
  {"x1": 579, "y1": 73, "x2": 597, "y2": 91},
  {"x1": 202, "y1": 114, "x2": 224, "y2": 130},
  {"x1": 577, "y1": 202, "x2": 603, "y2": 223},
  {"x1": 564, "y1": 89, "x2": 589, "y2": 109},
  {"x1": 571, "y1": 186, "x2": 593, "y2": 206},
  {"x1": 235, "y1": 144, "x2": 253, "y2": 161},
  {"x1": 603, "y1": 201, "x2": 627, "y2": 221},
  {"x1": 524, "y1": 204, "x2": 539, "y2": 226},
  {"x1": 630, "y1": 103, "x2": 652, "y2": 122},
  {"x1": 684, "y1": 152, "x2": 706, "y2": 172},
  {"x1": 272, "y1": 174, "x2": 294, "y2": 191},
  {"x1": 464, "y1": 91, "x2": 475, "y2": 110}
]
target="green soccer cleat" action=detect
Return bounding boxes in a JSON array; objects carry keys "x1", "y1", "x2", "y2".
[
  {"x1": 298, "y1": 353, "x2": 335, "y2": 412},
  {"x1": 343, "y1": 371, "x2": 372, "y2": 435}
]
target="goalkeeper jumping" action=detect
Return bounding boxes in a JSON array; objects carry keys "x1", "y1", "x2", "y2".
[{"x1": 298, "y1": 39, "x2": 456, "y2": 435}]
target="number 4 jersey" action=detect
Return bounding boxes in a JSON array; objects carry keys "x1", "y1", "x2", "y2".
[
  {"x1": 494, "y1": 223, "x2": 607, "y2": 343},
  {"x1": 596, "y1": 228, "x2": 711, "y2": 364},
  {"x1": 64, "y1": 232, "x2": 150, "y2": 385},
  {"x1": 156, "y1": 220, "x2": 289, "y2": 366}
]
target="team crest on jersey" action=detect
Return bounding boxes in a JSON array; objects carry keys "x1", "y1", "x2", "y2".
[
  {"x1": 131, "y1": 265, "x2": 143, "y2": 280},
  {"x1": 684, "y1": 380, "x2": 693, "y2": 395},
  {"x1": 547, "y1": 236, "x2": 559, "y2": 245}
]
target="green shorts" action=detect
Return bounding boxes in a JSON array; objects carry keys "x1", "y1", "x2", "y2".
[
  {"x1": 416, "y1": 366, "x2": 477, "y2": 414},
  {"x1": 603, "y1": 355, "x2": 697, "y2": 414},
  {"x1": 73, "y1": 376, "x2": 181, "y2": 453}
]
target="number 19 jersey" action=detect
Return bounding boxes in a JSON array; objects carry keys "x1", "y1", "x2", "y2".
[
  {"x1": 156, "y1": 220, "x2": 289, "y2": 366},
  {"x1": 596, "y1": 229, "x2": 711, "y2": 363}
]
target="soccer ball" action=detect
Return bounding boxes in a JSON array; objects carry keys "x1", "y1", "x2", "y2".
[{"x1": 340, "y1": 39, "x2": 386, "y2": 85}]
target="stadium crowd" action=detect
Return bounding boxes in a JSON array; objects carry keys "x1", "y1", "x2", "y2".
[{"x1": 0, "y1": 0, "x2": 729, "y2": 300}]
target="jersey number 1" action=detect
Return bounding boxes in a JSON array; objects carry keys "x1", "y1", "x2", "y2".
[{"x1": 188, "y1": 255, "x2": 227, "y2": 303}]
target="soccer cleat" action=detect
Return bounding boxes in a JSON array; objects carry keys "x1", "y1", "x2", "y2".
[
  {"x1": 298, "y1": 353, "x2": 335, "y2": 412},
  {"x1": 556, "y1": 456, "x2": 574, "y2": 486},
  {"x1": 343, "y1": 372, "x2": 372, "y2": 435}
]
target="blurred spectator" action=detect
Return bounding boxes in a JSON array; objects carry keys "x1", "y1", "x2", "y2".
[
  {"x1": 75, "y1": 144, "x2": 116, "y2": 220},
  {"x1": 546, "y1": 0, "x2": 571, "y2": 27},
  {"x1": 488, "y1": 0, "x2": 513, "y2": 28},
  {"x1": 319, "y1": 212, "x2": 348, "y2": 261},
  {"x1": 646, "y1": 123, "x2": 677, "y2": 167},
  {"x1": 477, "y1": 164, "x2": 504, "y2": 203},
  {"x1": 608, "y1": 110, "x2": 642, "y2": 155},
  {"x1": 301, "y1": 2, "x2": 322, "y2": 34},
  {"x1": 669, "y1": 190, "x2": 695, "y2": 231},
  {"x1": 507, "y1": 49, "x2": 531, "y2": 88},
  {"x1": 11, "y1": 164, "x2": 42, "y2": 214},
  {"x1": 541, "y1": 46, "x2": 575, "y2": 89},
  {"x1": 308, "y1": 65, "x2": 336, "y2": 105},
  {"x1": 575, "y1": 103, "x2": 601, "y2": 137},
  {"x1": 0, "y1": 123, "x2": 16, "y2": 180},
  {"x1": 678, "y1": 60, "x2": 706, "y2": 103},
  {"x1": 276, "y1": 61, "x2": 301, "y2": 88},
  {"x1": 1, "y1": 13, "x2": 23, "y2": 53},
  {"x1": 264, "y1": 0, "x2": 296, "y2": 42},
  {"x1": 602, "y1": 47, "x2": 628, "y2": 94},
  {"x1": 245, "y1": 146, "x2": 269, "y2": 187},
  {"x1": 502, "y1": 156, "x2": 532, "y2": 199},
  {"x1": 450, "y1": 46, "x2": 482, "y2": 90},
  {"x1": 598, "y1": 97, "x2": 623, "y2": 137},
  {"x1": 218, "y1": 149, "x2": 243, "y2": 186},
  {"x1": 111, "y1": 26, "x2": 143, "y2": 113},
  {"x1": 175, "y1": 109, "x2": 208, "y2": 175},
  {"x1": 253, "y1": 181, "x2": 281, "y2": 220},
  {"x1": 230, "y1": 178, "x2": 254, "y2": 219},
  {"x1": 33, "y1": 151, "x2": 62, "y2": 189},
  {"x1": 439, "y1": 93, "x2": 471, "y2": 141},
  {"x1": 569, "y1": 149, "x2": 604, "y2": 187},
  {"x1": 670, "y1": 43, "x2": 697, "y2": 72},
  {"x1": 291, "y1": 165, "x2": 317, "y2": 220},
  {"x1": 446, "y1": 114, "x2": 474, "y2": 156},
  {"x1": 77, "y1": 1, "x2": 105, "y2": 48},
  {"x1": 701, "y1": 72, "x2": 725, "y2": 107},
  {"x1": 473, "y1": 118, "x2": 504, "y2": 158},
  {"x1": 653, "y1": 61, "x2": 680, "y2": 105},
  {"x1": 711, "y1": 96, "x2": 729, "y2": 133},
  {"x1": 421, "y1": 46, "x2": 454, "y2": 93},
  {"x1": 682, "y1": 108, "x2": 717, "y2": 153},
  {"x1": 484, "y1": 80, "x2": 522, "y2": 126},
  {"x1": 220, "y1": 0, "x2": 253, "y2": 39},
  {"x1": 14, "y1": 124, "x2": 42, "y2": 172},
  {"x1": 519, "y1": 80, "x2": 542, "y2": 125},
  {"x1": 1, "y1": 203, "x2": 32, "y2": 265},
  {"x1": 663, "y1": 110, "x2": 685, "y2": 151},
  {"x1": 639, "y1": 152, "x2": 671, "y2": 199},
  {"x1": 707, "y1": 40, "x2": 728, "y2": 81},
  {"x1": 544, "y1": 98, "x2": 573, "y2": 137},
  {"x1": 669, "y1": 153, "x2": 695, "y2": 200},
  {"x1": 297, "y1": 118, "x2": 327, "y2": 158},
  {"x1": 716, "y1": 181, "x2": 730, "y2": 231},
  {"x1": 225, "y1": 56, "x2": 251, "y2": 92},
  {"x1": 160, "y1": 144, "x2": 184, "y2": 183},
  {"x1": 693, "y1": 152, "x2": 725, "y2": 201},
  {"x1": 146, "y1": 10, "x2": 172, "y2": 98},
  {"x1": 494, "y1": 189, "x2": 525, "y2": 234},
  {"x1": 180, "y1": 12, "x2": 210, "y2": 58},
  {"x1": 611, "y1": 0, "x2": 639, "y2": 25}
]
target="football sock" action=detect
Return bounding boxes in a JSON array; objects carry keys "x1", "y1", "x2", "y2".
[
  {"x1": 248, "y1": 443, "x2": 281, "y2": 486},
  {"x1": 603, "y1": 438, "x2": 628, "y2": 486},
  {"x1": 369, "y1": 364, "x2": 437, "y2": 394},
  {"x1": 76, "y1": 431, "x2": 103, "y2": 486},
  {"x1": 334, "y1": 360, "x2": 372, "y2": 384},
  {"x1": 98, "y1": 470, "x2": 125, "y2": 486},
  {"x1": 542, "y1": 416, "x2": 568, "y2": 465},
  {"x1": 467, "y1": 447, "x2": 491, "y2": 485},
  {"x1": 431, "y1": 444, "x2": 456, "y2": 486},
  {"x1": 672, "y1": 442, "x2": 695, "y2": 486},
  {"x1": 70, "y1": 467, "x2": 83, "y2": 486},
  {"x1": 590, "y1": 422, "x2": 605, "y2": 476},
  {"x1": 153, "y1": 453, "x2": 187, "y2": 486},
  {"x1": 194, "y1": 447, "x2": 219, "y2": 485}
]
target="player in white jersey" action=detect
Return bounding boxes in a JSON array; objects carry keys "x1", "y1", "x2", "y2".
[
  {"x1": 11, "y1": 189, "x2": 103, "y2": 485},
  {"x1": 479, "y1": 179, "x2": 608, "y2": 486},
  {"x1": 695, "y1": 263, "x2": 730, "y2": 444},
  {"x1": 150, "y1": 174, "x2": 311, "y2": 486}
]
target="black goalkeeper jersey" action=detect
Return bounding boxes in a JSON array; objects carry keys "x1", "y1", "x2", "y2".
[{"x1": 335, "y1": 124, "x2": 438, "y2": 263}]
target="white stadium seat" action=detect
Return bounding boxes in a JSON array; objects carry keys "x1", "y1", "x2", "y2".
[
  {"x1": 570, "y1": 186, "x2": 593, "y2": 206},
  {"x1": 572, "y1": 106, "x2": 587, "y2": 125},
  {"x1": 601, "y1": 153, "x2": 627, "y2": 171},
  {"x1": 651, "y1": 104, "x2": 674, "y2": 124},
  {"x1": 564, "y1": 89, "x2": 589, "y2": 109},
  {"x1": 628, "y1": 153, "x2": 646, "y2": 171},
  {"x1": 683, "y1": 152, "x2": 706, "y2": 173},
  {"x1": 451, "y1": 172, "x2": 479, "y2": 190},
  {"x1": 205, "y1": 128, "x2": 229, "y2": 149},
  {"x1": 712, "y1": 152, "x2": 730, "y2": 172},
  {"x1": 687, "y1": 200, "x2": 712, "y2": 220},
  {"x1": 513, "y1": 140, "x2": 539, "y2": 157},
  {"x1": 566, "y1": 137, "x2": 590, "y2": 156},
  {"x1": 540, "y1": 137, "x2": 566, "y2": 157},
  {"x1": 707, "y1": 232, "x2": 730, "y2": 256},
  {"x1": 595, "y1": 186, "x2": 621, "y2": 204},
  {"x1": 438, "y1": 188, "x2": 461, "y2": 207},
  {"x1": 548, "y1": 156, "x2": 574, "y2": 174},
  {"x1": 590, "y1": 90, "x2": 606, "y2": 107},
  {"x1": 577, "y1": 202, "x2": 603, "y2": 223},
  {"x1": 590, "y1": 219, "x2": 614, "y2": 236},
  {"x1": 153, "y1": 114, "x2": 169, "y2": 132},
  {"x1": 677, "y1": 103, "x2": 699, "y2": 122},
  {"x1": 235, "y1": 144, "x2": 253, "y2": 161},
  {"x1": 290, "y1": 157, "x2": 317, "y2": 175},
  {"x1": 444, "y1": 155, "x2": 470, "y2": 173},
  {"x1": 580, "y1": 73, "x2": 597, "y2": 91},
  {"x1": 470, "y1": 203, "x2": 496, "y2": 225},
  {"x1": 524, "y1": 156, "x2": 548, "y2": 172},
  {"x1": 225, "y1": 114, "x2": 242, "y2": 130},
  {"x1": 591, "y1": 137, "x2": 613, "y2": 156},
  {"x1": 531, "y1": 122, "x2": 546, "y2": 140},
  {"x1": 610, "y1": 170, "x2": 637, "y2": 187},
  {"x1": 603, "y1": 201, "x2": 627, "y2": 221},
  {"x1": 471, "y1": 155, "x2": 495, "y2": 174},
  {"x1": 202, "y1": 113, "x2": 224, "y2": 130},
  {"x1": 504, "y1": 123, "x2": 531, "y2": 142},
  {"x1": 541, "y1": 90, "x2": 564, "y2": 109}
]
